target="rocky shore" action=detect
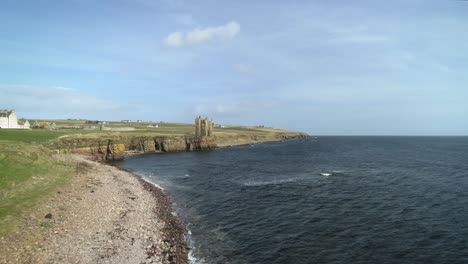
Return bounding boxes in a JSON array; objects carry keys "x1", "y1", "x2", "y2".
[{"x1": 0, "y1": 155, "x2": 188, "y2": 264}]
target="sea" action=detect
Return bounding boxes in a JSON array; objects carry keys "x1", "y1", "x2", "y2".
[{"x1": 120, "y1": 136, "x2": 468, "y2": 264}]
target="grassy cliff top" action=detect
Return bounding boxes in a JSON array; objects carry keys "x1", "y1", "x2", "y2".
[{"x1": 1, "y1": 120, "x2": 306, "y2": 143}]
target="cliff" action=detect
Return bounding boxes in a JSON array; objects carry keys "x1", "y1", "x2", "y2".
[{"x1": 48, "y1": 129, "x2": 308, "y2": 160}]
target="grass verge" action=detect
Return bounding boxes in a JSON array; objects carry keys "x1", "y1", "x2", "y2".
[{"x1": 0, "y1": 142, "x2": 74, "y2": 235}]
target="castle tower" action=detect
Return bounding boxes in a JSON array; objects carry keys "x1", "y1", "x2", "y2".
[
  {"x1": 207, "y1": 119, "x2": 213, "y2": 136},
  {"x1": 203, "y1": 118, "x2": 209, "y2": 136},
  {"x1": 194, "y1": 116, "x2": 214, "y2": 137},
  {"x1": 195, "y1": 116, "x2": 202, "y2": 137}
]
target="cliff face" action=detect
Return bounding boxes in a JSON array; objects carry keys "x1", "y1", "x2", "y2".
[
  {"x1": 50, "y1": 135, "x2": 218, "y2": 159},
  {"x1": 49, "y1": 131, "x2": 308, "y2": 160},
  {"x1": 214, "y1": 132, "x2": 308, "y2": 147}
]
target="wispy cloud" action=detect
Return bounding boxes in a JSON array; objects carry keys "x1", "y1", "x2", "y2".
[
  {"x1": 0, "y1": 84, "x2": 133, "y2": 119},
  {"x1": 163, "y1": 21, "x2": 240, "y2": 48},
  {"x1": 235, "y1": 63, "x2": 254, "y2": 73},
  {"x1": 192, "y1": 100, "x2": 278, "y2": 118},
  {"x1": 325, "y1": 24, "x2": 391, "y2": 44}
]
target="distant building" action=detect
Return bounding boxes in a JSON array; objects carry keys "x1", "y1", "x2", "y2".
[
  {"x1": 121, "y1": 120, "x2": 131, "y2": 123},
  {"x1": 32, "y1": 121, "x2": 57, "y2": 129},
  {"x1": 18, "y1": 119, "x2": 30, "y2": 129},
  {"x1": 136, "y1": 120, "x2": 143, "y2": 123},
  {"x1": 0, "y1": 110, "x2": 18, "y2": 128}
]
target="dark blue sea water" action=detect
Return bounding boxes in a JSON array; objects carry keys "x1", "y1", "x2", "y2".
[{"x1": 120, "y1": 137, "x2": 468, "y2": 264}]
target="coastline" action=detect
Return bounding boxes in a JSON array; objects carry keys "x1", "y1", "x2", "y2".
[
  {"x1": 0, "y1": 154, "x2": 188, "y2": 264},
  {"x1": 0, "y1": 135, "x2": 308, "y2": 263},
  {"x1": 115, "y1": 165, "x2": 189, "y2": 263}
]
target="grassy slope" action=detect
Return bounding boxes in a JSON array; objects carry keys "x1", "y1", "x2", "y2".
[
  {"x1": 0, "y1": 121, "x2": 307, "y2": 235},
  {"x1": 0, "y1": 141, "x2": 74, "y2": 235}
]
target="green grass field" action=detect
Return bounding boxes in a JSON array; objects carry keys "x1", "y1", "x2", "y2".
[
  {"x1": 0, "y1": 129, "x2": 94, "y2": 143},
  {"x1": 7, "y1": 119, "x2": 282, "y2": 138}
]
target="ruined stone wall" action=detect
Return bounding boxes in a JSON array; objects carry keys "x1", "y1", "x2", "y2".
[
  {"x1": 207, "y1": 120, "x2": 213, "y2": 136},
  {"x1": 195, "y1": 117, "x2": 202, "y2": 137},
  {"x1": 195, "y1": 116, "x2": 214, "y2": 137}
]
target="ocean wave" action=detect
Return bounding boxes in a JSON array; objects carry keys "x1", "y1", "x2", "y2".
[
  {"x1": 175, "y1": 174, "x2": 191, "y2": 178},
  {"x1": 331, "y1": 170, "x2": 346, "y2": 174},
  {"x1": 142, "y1": 178, "x2": 165, "y2": 190},
  {"x1": 243, "y1": 178, "x2": 297, "y2": 186},
  {"x1": 132, "y1": 172, "x2": 165, "y2": 190}
]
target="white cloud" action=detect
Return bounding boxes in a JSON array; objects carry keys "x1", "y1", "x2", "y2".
[
  {"x1": 193, "y1": 100, "x2": 278, "y2": 118},
  {"x1": 235, "y1": 63, "x2": 254, "y2": 73},
  {"x1": 336, "y1": 34, "x2": 389, "y2": 44},
  {"x1": 163, "y1": 21, "x2": 240, "y2": 48},
  {"x1": 327, "y1": 25, "x2": 391, "y2": 44},
  {"x1": 0, "y1": 84, "x2": 133, "y2": 119}
]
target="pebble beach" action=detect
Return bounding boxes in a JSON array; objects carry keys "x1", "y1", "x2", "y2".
[{"x1": 0, "y1": 155, "x2": 188, "y2": 264}]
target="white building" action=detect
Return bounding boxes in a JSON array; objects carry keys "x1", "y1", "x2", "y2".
[
  {"x1": 18, "y1": 119, "x2": 31, "y2": 129},
  {"x1": 0, "y1": 110, "x2": 18, "y2": 128}
]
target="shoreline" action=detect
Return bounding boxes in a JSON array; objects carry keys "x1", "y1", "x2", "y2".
[
  {"x1": 0, "y1": 154, "x2": 189, "y2": 264},
  {"x1": 110, "y1": 163, "x2": 189, "y2": 262},
  {"x1": 130, "y1": 170, "x2": 189, "y2": 263},
  {"x1": 0, "y1": 136, "x2": 308, "y2": 263}
]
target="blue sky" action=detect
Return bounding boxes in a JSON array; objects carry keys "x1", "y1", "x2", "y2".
[{"x1": 1, "y1": 0, "x2": 467, "y2": 135}]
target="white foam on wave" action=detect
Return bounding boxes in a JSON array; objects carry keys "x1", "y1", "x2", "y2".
[
  {"x1": 143, "y1": 177, "x2": 165, "y2": 190},
  {"x1": 332, "y1": 170, "x2": 345, "y2": 174},
  {"x1": 188, "y1": 250, "x2": 207, "y2": 264},
  {"x1": 175, "y1": 174, "x2": 191, "y2": 178},
  {"x1": 185, "y1": 223, "x2": 207, "y2": 264},
  {"x1": 243, "y1": 178, "x2": 297, "y2": 187},
  {"x1": 133, "y1": 172, "x2": 165, "y2": 190}
]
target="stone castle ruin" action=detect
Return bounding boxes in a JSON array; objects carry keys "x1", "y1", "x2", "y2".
[{"x1": 194, "y1": 116, "x2": 213, "y2": 137}]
